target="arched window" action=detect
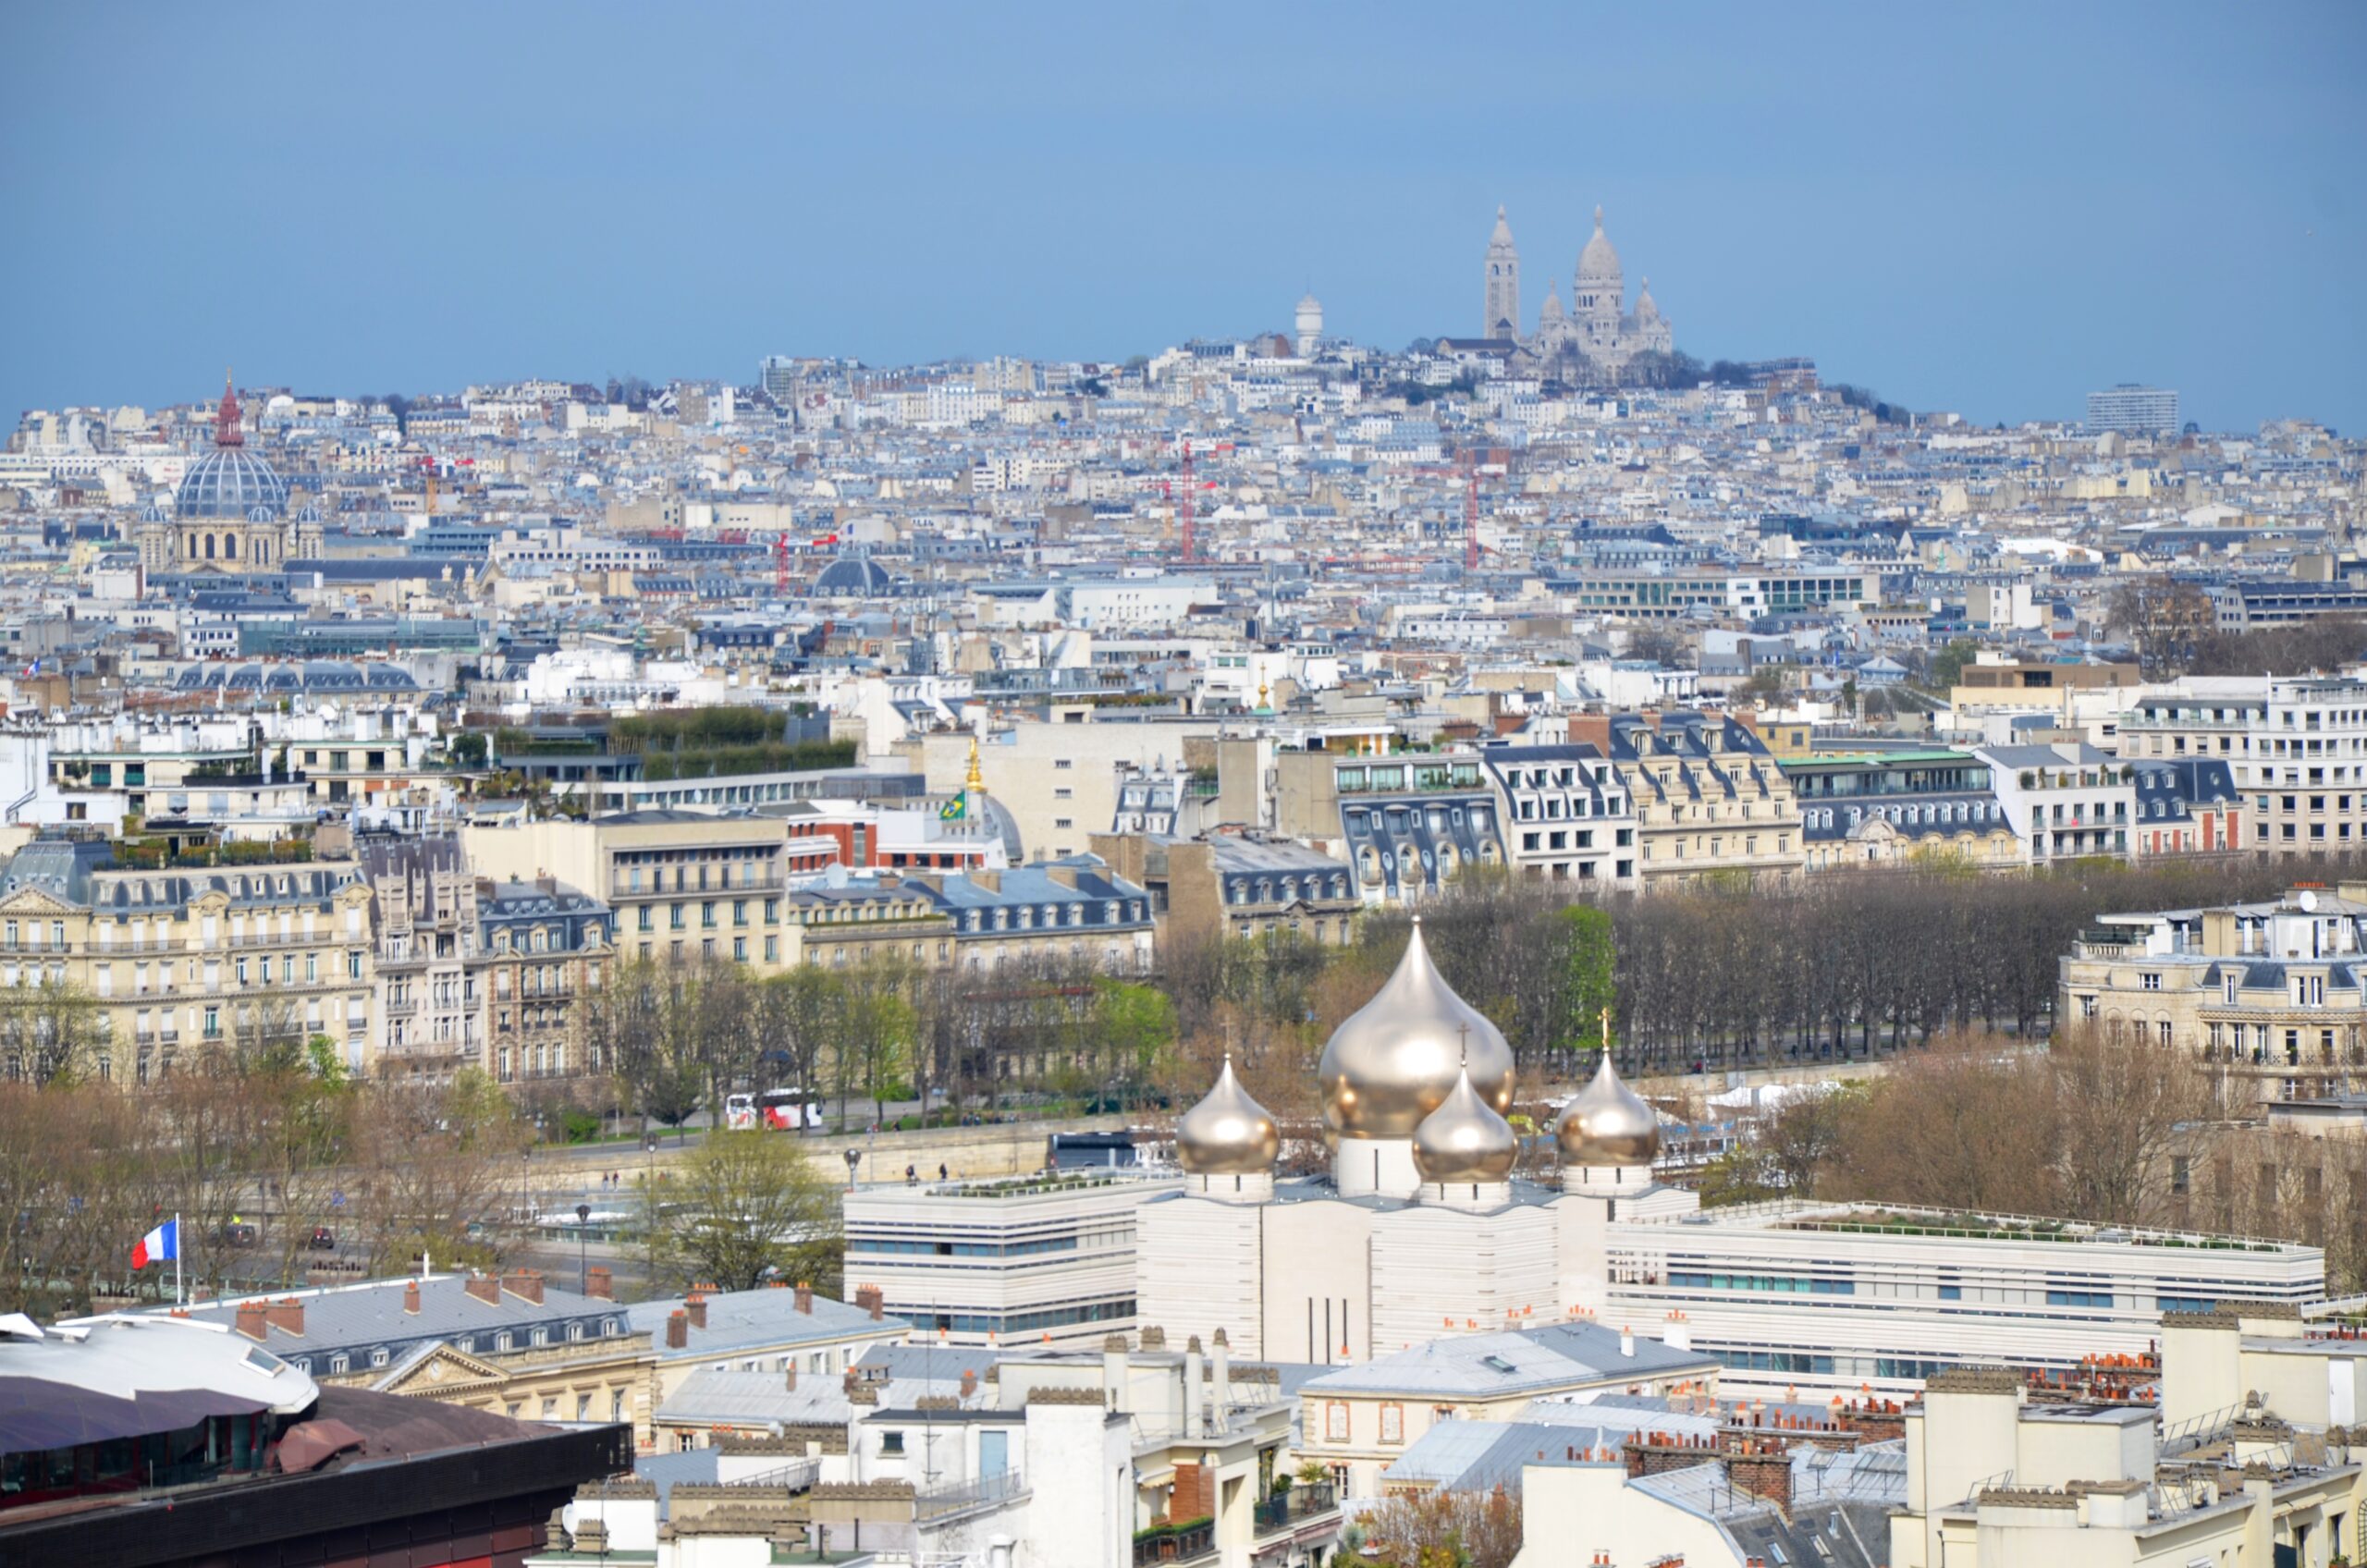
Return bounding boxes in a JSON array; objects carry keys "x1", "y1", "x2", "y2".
[
  {"x1": 224, "y1": 533, "x2": 238, "y2": 559},
  {"x1": 204, "y1": 533, "x2": 216, "y2": 559}
]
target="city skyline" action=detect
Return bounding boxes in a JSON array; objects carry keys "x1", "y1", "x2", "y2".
[{"x1": 4, "y1": 2, "x2": 2362, "y2": 434}]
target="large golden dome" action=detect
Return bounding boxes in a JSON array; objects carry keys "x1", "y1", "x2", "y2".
[
  {"x1": 1411, "y1": 1062, "x2": 1518, "y2": 1183},
  {"x1": 1175, "y1": 1055, "x2": 1280, "y2": 1175},
  {"x1": 1318, "y1": 920, "x2": 1515, "y2": 1138},
  {"x1": 1555, "y1": 1052, "x2": 1660, "y2": 1168}
]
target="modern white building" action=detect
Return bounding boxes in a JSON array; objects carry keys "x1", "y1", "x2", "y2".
[
  {"x1": 2084, "y1": 383, "x2": 2180, "y2": 435},
  {"x1": 1974, "y1": 741, "x2": 2137, "y2": 863},
  {"x1": 843, "y1": 1170, "x2": 1182, "y2": 1349},
  {"x1": 1601, "y1": 1199, "x2": 2324, "y2": 1396},
  {"x1": 2116, "y1": 676, "x2": 2367, "y2": 859}
]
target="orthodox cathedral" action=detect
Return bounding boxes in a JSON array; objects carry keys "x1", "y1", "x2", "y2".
[
  {"x1": 1136, "y1": 923, "x2": 1699, "y2": 1362},
  {"x1": 136, "y1": 375, "x2": 323, "y2": 576},
  {"x1": 1481, "y1": 203, "x2": 1674, "y2": 374}
]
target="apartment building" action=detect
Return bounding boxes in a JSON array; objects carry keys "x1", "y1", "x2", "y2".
[
  {"x1": 2117, "y1": 676, "x2": 2367, "y2": 858},
  {"x1": 477, "y1": 876, "x2": 614, "y2": 1086},
  {"x1": 0, "y1": 836, "x2": 374, "y2": 1084},
  {"x1": 1270, "y1": 745, "x2": 1510, "y2": 905},
  {"x1": 1571, "y1": 712, "x2": 1804, "y2": 889},
  {"x1": 1974, "y1": 741, "x2": 2136, "y2": 864},
  {"x1": 1478, "y1": 741, "x2": 1638, "y2": 887},
  {"x1": 1090, "y1": 829, "x2": 1363, "y2": 947},
  {"x1": 1783, "y1": 749, "x2": 2022, "y2": 872},
  {"x1": 2059, "y1": 884, "x2": 2367, "y2": 1107}
]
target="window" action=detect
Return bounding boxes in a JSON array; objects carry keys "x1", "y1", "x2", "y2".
[
  {"x1": 880, "y1": 1429, "x2": 906, "y2": 1454},
  {"x1": 1325, "y1": 1402, "x2": 1350, "y2": 1441}
]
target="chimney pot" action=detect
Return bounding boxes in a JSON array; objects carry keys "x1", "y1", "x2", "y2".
[
  {"x1": 667, "y1": 1310, "x2": 689, "y2": 1350},
  {"x1": 794, "y1": 1281, "x2": 814, "y2": 1314},
  {"x1": 786, "y1": 1362, "x2": 798, "y2": 1391},
  {"x1": 404, "y1": 1280, "x2": 422, "y2": 1314},
  {"x1": 685, "y1": 1292, "x2": 708, "y2": 1330}
]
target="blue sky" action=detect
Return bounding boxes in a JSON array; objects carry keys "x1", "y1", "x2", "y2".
[{"x1": 5, "y1": 2, "x2": 2361, "y2": 433}]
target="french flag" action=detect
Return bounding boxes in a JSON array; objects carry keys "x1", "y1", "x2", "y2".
[{"x1": 131, "y1": 1219, "x2": 178, "y2": 1269}]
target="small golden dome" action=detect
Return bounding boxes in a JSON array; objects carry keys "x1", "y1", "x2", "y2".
[
  {"x1": 1175, "y1": 1055, "x2": 1279, "y2": 1176},
  {"x1": 1556, "y1": 1052, "x2": 1660, "y2": 1168},
  {"x1": 1411, "y1": 1062, "x2": 1518, "y2": 1183},
  {"x1": 1318, "y1": 920, "x2": 1515, "y2": 1138}
]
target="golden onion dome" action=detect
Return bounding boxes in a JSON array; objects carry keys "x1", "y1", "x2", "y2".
[
  {"x1": 1555, "y1": 1052, "x2": 1660, "y2": 1168},
  {"x1": 1174, "y1": 1055, "x2": 1280, "y2": 1175},
  {"x1": 1318, "y1": 920, "x2": 1515, "y2": 1138},
  {"x1": 1411, "y1": 1062, "x2": 1518, "y2": 1183}
]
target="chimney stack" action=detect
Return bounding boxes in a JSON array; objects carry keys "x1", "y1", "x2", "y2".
[
  {"x1": 794, "y1": 1281, "x2": 814, "y2": 1314},
  {"x1": 1661, "y1": 1310, "x2": 1691, "y2": 1352},
  {"x1": 404, "y1": 1280, "x2": 422, "y2": 1314},
  {"x1": 1184, "y1": 1336, "x2": 1205, "y2": 1439},
  {"x1": 856, "y1": 1284, "x2": 884, "y2": 1320},
  {"x1": 685, "y1": 1291, "x2": 708, "y2": 1330},
  {"x1": 1103, "y1": 1333, "x2": 1130, "y2": 1414},
  {"x1": 502, "y1": 1269, "x2": 545, "y2": 1305},
  {"x1": 667, "y1": 1310, "x2": 689, "y2": 1350},
  {"x1": 585, "y1": 1266, "x2": 613, "y2": 1301},
  {"x1": 465, "y1": 1273, "x2": 500, "y2": 1306},
  {"x1": 960, "y1": 1368, "x2": 978, "y2": 1400},
  {"x1": 1620, "y1": 1326, "x2": 1636, "y2": 1358},
  {"x1": 786, "y1": 1362, "x2": 798, "y2": 1392},
  {"x1": 235, "y1": 1300, "x2": 269, "y2": 1341},
  {"x1": 1212, "y1": 1327, "x2": 1233, "y2": 1412},
  {"x1": 267, "y1": 1296, "x2": 304, "y2": 1336}
]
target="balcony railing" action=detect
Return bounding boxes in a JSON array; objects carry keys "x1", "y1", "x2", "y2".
[
  {"x1": 1133, "y1": 1518, "x2": 1214, "y2": 1565},
  {"x1": 914, "y1": 1467, "x2": 1026, "y2": 1521},
  {"x1": 1253, "y1": 1482, "x2": 1337, "y2": 1535}
]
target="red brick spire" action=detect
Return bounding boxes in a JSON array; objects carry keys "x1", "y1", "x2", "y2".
[{"x1": 215, "y1": 369, "x2": 243, "y2": 447}]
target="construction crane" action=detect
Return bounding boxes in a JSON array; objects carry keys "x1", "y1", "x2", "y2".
[
  {"x1": 773, "y1": 532, "x2": 792, "y2": 595},
  {"x1": 1164, "y1": 437, "x2": 1232, "y2": 564}
]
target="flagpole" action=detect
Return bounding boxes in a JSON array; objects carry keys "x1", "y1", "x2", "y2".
[{"x1": 174, "y1": 1214, "x2": 183, "y2": 1307}]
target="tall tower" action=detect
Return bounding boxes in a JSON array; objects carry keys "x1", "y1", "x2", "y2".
[
  {"x1": 1575, "y1": 203, "x2": 1624, "y2": 349},
  {"x1": 1483, "y1": 206, "x2": 1521, "y2": 341},
  {"x1": 1294, "y1": 293, "x2": 1324, "y2": 358}
]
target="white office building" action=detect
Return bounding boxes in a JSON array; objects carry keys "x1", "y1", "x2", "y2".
[
  {"x1": 2085, "y1": 383, "x2": 2181, "y2": 435},
  {"x1": 844, "y1": 1170, "x2": 1182, "y2": 1348}
]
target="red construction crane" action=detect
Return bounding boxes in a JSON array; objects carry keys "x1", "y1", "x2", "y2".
[
  {"x1": 773, "y1": 532, "x2": 791, "y2": 595},
  {"x1": 1168, "y1": 437, "x2": 1232, "y2": 564}
]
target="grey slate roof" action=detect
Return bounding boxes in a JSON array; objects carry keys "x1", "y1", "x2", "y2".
[
  {"x1": 626, "y1": 1286, "x2": 907, "y2": 1361},
  {"x1": 1300, "y1": 1320, "x2": 1718, "y2": 1398}
]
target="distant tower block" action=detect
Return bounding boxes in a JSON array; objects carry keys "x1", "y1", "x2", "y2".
[
  {"x1": 1484, "y1": 205, "x2": 1521, "y2": 340},
  {"x1": 1295, "y1": 293, "x2": 1324, "y2": 359}
]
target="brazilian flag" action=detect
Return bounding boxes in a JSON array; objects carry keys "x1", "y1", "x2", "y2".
[{"x1": 939, "y1": 794, "x2": 967, "y2": 822}]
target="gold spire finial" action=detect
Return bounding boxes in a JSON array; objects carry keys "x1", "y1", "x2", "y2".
[
  {"x1": 964, "y1": 734, "x2": 984, "y2": 793},
  {"x1": 1600, "y1": 1004, "x2": 1613, "y2": 1056}
]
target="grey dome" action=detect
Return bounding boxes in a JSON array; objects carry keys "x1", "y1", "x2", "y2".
[
  {"x1": 814, "y1": 554, "x2": 899, "y2": 594},
  {"x1": 176, "y1": 447, "x2": 289, "y2": 521}
]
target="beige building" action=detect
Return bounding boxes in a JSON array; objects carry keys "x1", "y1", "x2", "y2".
[
  {"x1": 0, "y1": 836, "x2": 375, "y2": 1084},
  {"x1": 1091, "y1": 830, "x2": 1363, "y2": 949},
  {"x1": 1568, "y1": 712, "x2": 1804, "y2": 889},
  {"x1": 462, "y1": 811, "x2": 803, "y2": 973},
  {"x1": 2059, "y1": 884, "x2": 2367, "y2": 1108},
  {"x1": 912, "y1": 717, "x2": 1220, "y2": 865}
]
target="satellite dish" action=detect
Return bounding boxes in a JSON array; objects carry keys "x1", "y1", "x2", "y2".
[{"x1": 2300, "y1": 890, "x2": 2320, "y2": 913}]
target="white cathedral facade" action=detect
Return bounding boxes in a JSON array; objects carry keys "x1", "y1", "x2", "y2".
[
  {"x1": 1482, "y1": 202, "x2": 1674, "y2": 373},
  {"x1": 1135, "y1": 923, "x2": 1699, "y2": 1364}
]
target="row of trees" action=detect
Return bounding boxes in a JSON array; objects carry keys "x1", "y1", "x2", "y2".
[
  {"x1": 583, "y1": 953, "x2": 1180, "y2": 1132},
  {"x1": 0, "y1": 1045, "x2": 529, "y2": 1319},
  {"x1": 2110, "y1": 576, "x2": 2367, "y2": 679},
  {"x1": 1161, "y1": 859, "x2": 2330, "y2": 1100}
]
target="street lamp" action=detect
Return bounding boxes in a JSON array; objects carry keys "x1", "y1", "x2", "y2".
[
  {"x1": 842, "y1": 1147, "x2": 861, "y2": 1191},
  {"x1": 575, "y1": 1203, "x2": 591, "y2": 1297}
]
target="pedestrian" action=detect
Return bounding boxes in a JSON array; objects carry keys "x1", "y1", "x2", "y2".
[
  {"x1": 905, "y1": 1164, "x2": 917, "y2": 1185},
  {"x1": 938, "y1": 1163, "x2": 948, "y2": 1181}
]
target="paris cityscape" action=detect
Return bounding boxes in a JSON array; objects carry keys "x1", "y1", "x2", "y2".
[{"x1": 2, "y1": 6, "x2": 2362, "y2": 1568}]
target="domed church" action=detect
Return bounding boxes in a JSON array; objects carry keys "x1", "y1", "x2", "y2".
[
  {"x1": 152, "y1": 374, "x2": 321, "y2": 574},
  {"x1": 1136, "y1": 921, "x2": 1699, "y2": 1362},
  {"x1": 1484, "y1": 203, "x2": 1675, "y2": 374}
]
